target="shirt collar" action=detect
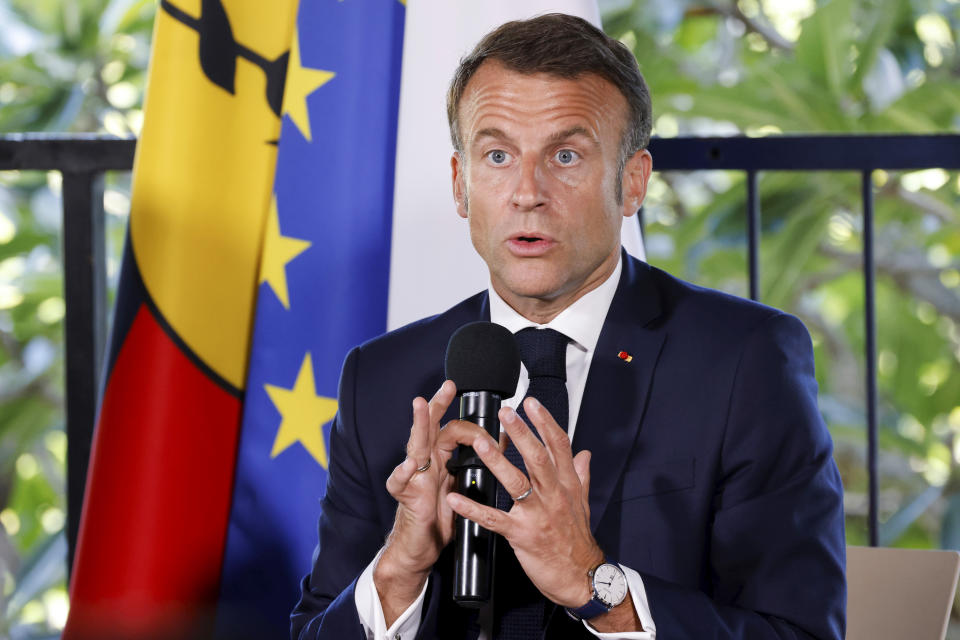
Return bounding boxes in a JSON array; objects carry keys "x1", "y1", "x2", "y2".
[{"x1": 488, "y1": 254, "x2": 622, "y2": 354}]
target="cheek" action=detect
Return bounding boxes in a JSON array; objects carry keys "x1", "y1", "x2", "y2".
[
  {"x1": 550, "y1": 163, "x2": 616, "y2": 216},
  {"x1": 473, "y1": 167, "x2": 513, "y2": 196},
  {"x1": 567, "y1": 196, "x2": 622, "y2": 253},
  {"x1": 465, "y1": 201, "x2": 497, "y2": 254},
  {"x1": 465, "y1": 171, "x2": 512, "y2": 228},
  {"x1": 466, "y1": 165, "x2": 509, "y2": 208},
  {"x1": 547, "y1": 165, "x2": 589, "y2": 189}
]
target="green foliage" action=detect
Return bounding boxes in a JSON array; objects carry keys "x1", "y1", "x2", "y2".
[
  {"x1": 0, "y1": 0, "x2": 155, "y2": 133},
  {"x1": 603, "y1": 0, "x2": 960, "y2": 561},
  {"x1": 0, "y1": 0, "x2": 153, "y2": 634}
]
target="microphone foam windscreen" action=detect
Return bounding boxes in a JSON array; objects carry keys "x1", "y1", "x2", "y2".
[{"x1": 445, "y1": 321, "x2": 521, "y2": 397}]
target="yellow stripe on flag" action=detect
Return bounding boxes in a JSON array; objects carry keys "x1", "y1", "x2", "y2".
[{"x1": 130, "y1": 0, "x2": 297, "y2": 390}]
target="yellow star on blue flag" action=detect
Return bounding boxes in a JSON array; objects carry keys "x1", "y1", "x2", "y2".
[
  {"x1": 281, "y1": 27, "x2": 335, "y2": 141},
  {"x1": 259, "y1": 196, "x2": 310, "y2": 310},
  {"x1": 265, "y1": 353, "x2": 337, "y2": 467}
]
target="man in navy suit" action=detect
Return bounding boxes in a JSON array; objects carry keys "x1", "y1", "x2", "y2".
[{"x1": 292, "y1": 13, "x2": 845, "y2": 640}]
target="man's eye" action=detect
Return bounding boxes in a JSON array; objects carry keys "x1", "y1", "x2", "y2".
[
  {"x1": 555, "y1": 149, "x2": 579, "y2": 165},
  {"x1": 487, "y1": 150, "x2": 509, "y2": 164}
]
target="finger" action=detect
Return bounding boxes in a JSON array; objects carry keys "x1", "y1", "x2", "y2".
[
  {"x1": 405, "y1": 397, "x2": 432, "y2": 468},
  {"x1": 432, "y1": 419, "x2": 485, "y2": 479},
  {"x1": 435, "y1": 419, "x2": 490, "y2": 455},
  {"x1": 573, "y1": 450, "x2": 592, "y2": 518},
  {"x1": 426, "y1": 380, "x2": 457, "y2": 451},
  {"x1": 385, "y1": 456, "x2": 419, "y2": 497},
  {"x1": 446, "y1": 492, "x2": 512, "y2": 537},
  {"x1": 438, "y1": 470, "x2": 457, "y2": 499},
  {"x1": 500, "y1": 405, "x2": 557, "y2": 490},
  {"x1": 438, "y1": 473, "x2": 456, "y2": 521},
  {"x1": 472, "y1": 434, "x2": 531, "y2": 501},
  {"x1": 428, "y1": 380, "x2": 457, "y2": 424},
  {"x1": 524, "y1": 397, "x2": 580, "y2": 486}
]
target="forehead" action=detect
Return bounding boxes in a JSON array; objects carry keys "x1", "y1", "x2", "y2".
[{"x1": 458, "y1": 61, "x2": 627, "y2": 145}]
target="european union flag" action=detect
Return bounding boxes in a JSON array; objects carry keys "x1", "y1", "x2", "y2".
[{"x1": 215, "y1": 2, "x2": 405, "y2": 636}]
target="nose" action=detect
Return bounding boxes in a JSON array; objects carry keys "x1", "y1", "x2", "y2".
[{"x1": 510, "y1": 156, "x2": 547, "y2": 211}]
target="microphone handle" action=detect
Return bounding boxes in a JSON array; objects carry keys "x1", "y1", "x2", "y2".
[{"x1": 452, "y1": 391, "x2": 501, "y2": 607}]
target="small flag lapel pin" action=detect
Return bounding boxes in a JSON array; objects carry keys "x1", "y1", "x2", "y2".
[{"x1": 617, "y1": 351, "x2": 633, "y2": 363}]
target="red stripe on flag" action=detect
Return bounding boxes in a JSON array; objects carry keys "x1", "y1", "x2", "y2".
[{"x1": 65, "y1": 304, "x2": 241, "y2": 639}]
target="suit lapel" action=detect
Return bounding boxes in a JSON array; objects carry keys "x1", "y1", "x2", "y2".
[{"x1": 571, "y1": 256, "x2": 666, "y2": 531}]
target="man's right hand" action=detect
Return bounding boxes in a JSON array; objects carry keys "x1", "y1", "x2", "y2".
[{"x1": 374, "y1": 380, "x2": 475, "y2": 627}]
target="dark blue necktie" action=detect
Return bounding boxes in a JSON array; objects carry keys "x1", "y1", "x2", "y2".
[{"x1": 494, "y1": 327, "x2": 570, "y2": 640}]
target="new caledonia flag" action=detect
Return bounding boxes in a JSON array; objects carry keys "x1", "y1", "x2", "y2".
[{"x1": 65, "y1": 0, "x2": 632, "y2": 638}]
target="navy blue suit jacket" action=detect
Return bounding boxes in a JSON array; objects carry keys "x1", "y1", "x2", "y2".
[{"x1": 292, "y1": 255, "x2": 846, "y2": 639}]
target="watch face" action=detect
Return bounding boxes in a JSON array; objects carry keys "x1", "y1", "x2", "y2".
[{"x1": 593, "y1": 564, "x2": 628, "y2": 607}]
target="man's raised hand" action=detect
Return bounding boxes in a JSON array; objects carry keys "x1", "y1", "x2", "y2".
[
  {"x1": 374, "y1": 381, "x2": 496, "y2": 627},
  {"x1": 444, "y1": 397, "x2": 604, "y2": 609},
  {"x1": 374, "y1": 380, "x2": 457, "y2": 626}
]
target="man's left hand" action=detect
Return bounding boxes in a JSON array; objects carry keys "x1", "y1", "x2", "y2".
[{"x1": 445, "y1": 397, "x2": 604, "y2": 608}]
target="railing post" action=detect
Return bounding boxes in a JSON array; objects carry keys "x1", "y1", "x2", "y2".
[
  {"x1": 61, "y1": 170, "x2": 107, "y2": 576},
  {"x1": 862, "y1": 169, "x2": 879, "y2": 547},
  {"x1": 746, "y1": 170, "x2": 760, "y2": 301}
]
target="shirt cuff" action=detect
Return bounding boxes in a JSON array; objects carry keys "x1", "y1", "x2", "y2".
[
  {"x1": 582, "y1": 564, "x2": 656, "y2": 639},
  {"x1": 354, "y1": 547, "x2": 429, "y2": 640}
]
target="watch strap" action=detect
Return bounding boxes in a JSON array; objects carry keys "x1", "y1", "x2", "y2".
[
  {"x1": 564, "y1": 557, "x2": 621, "y2": 621},
  {"x1": 565, "y1": 596, "x2": 611, "y2": 621}
]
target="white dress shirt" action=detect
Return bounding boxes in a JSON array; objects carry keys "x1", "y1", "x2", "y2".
[{"x1": 355, "y1": 256, "x2": 657, "y2": 639}]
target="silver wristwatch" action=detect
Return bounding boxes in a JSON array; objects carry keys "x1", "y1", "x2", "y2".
[{"x1": 566, "y1": 558, "x2": 628, "y2": 621}]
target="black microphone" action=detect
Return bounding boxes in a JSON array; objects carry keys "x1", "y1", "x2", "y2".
[{"x1": 444, "y1": 321, "x2": 521, "y2": 608}]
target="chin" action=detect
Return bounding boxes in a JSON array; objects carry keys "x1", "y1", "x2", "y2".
[{"x1": 498, "y1": 271, "x2": 567, "y2": 301}]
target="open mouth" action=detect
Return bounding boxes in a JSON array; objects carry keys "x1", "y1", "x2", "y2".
[
  {"x1": 508, "y1": 234, "x2": 554, "y2": 255},
  {"x1": 512, "y1": 232, "x2": 551, "y2": 242}
]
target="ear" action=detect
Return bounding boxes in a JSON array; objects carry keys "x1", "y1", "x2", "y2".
[
  {"x1": 451, "y1": 152, "x2": 468, "y2": 219},
  {"x1": 620, "y1": 148, "x2": 652, "y2": 219}
]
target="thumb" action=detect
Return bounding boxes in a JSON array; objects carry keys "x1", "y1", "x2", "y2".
[{"x1": 573, "y1": 450, "x2": 592, "y2": 511}]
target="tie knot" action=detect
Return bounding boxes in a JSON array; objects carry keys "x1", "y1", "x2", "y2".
[{"x1": 514, "y1": 328, "x2": 569, "y2": 380}]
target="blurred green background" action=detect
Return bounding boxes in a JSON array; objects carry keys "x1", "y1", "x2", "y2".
[{"x1": 0, "y1": 0, "x2": 957, "y2": 636}]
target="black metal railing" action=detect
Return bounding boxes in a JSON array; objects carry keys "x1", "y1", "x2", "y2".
[
  {"x1": 649, "y1": 134, "x2": 960, "y2": 546},
  {"x1": 0, "y1": 133, "x2": 135, "y2": 573},
  {"x1": 1, "y1": 132, "x2": 958, "y2": 569}
]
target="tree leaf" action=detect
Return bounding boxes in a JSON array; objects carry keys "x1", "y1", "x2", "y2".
[
  {"x1": 795, "y1": 0, "x2": 854, "y2": 102},
  {"x1": 851, "y1": 0, "x2": 900, "y2": 93}
]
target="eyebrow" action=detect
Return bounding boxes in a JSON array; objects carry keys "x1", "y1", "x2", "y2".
[
  {"x1": 473, "y1": 127, "x2": 512, "y2": 144},
  {"x1": 547, "y1": 126, "x2": 597, "y2": 146},
  {"x1": 472, "y1": 125, "x2": 599, "y2": 146}
]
